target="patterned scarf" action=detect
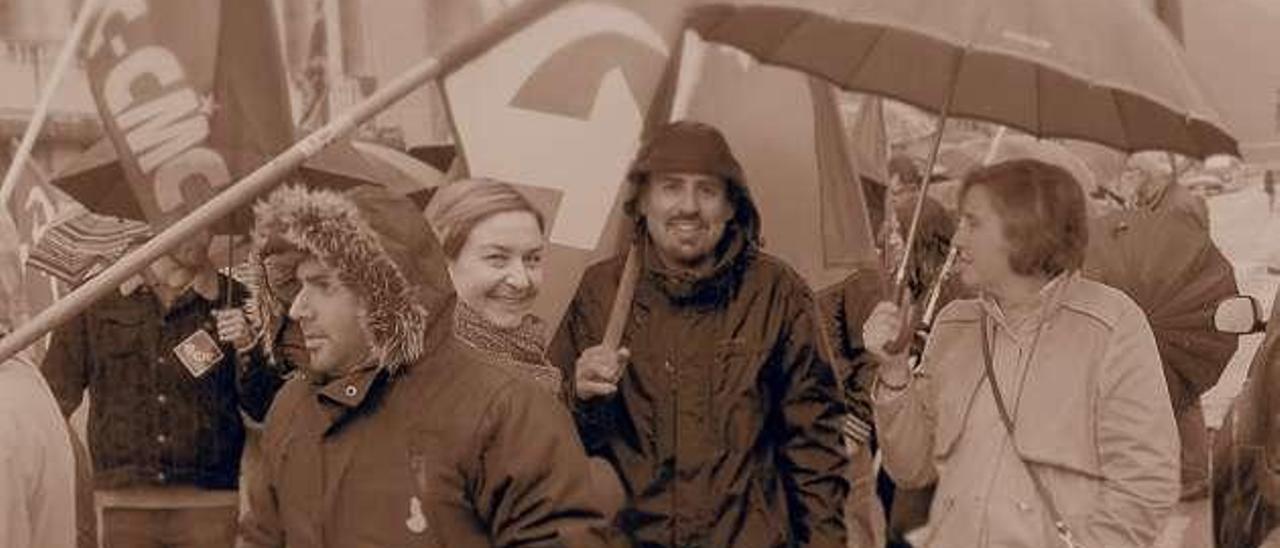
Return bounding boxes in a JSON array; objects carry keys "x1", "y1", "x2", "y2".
[{"x1": 452, "y1": 301, "x2": 563, "y2": 396}]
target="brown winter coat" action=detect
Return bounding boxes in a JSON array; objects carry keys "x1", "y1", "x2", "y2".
[
  {"x1": 239, "y1": 311, "x2": 621, "y2": 547},
  {"x1": 238, "y1": 185, "x2": 621, "y2": 547}
]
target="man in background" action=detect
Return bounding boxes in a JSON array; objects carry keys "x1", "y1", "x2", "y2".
[{"x1": 42, "y1": 229, "x2": 285, "y2": 547}]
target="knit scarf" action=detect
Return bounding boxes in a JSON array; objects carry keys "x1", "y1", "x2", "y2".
[{"x1": 452, "y1": 301, "x2": 563, "y2": 396}]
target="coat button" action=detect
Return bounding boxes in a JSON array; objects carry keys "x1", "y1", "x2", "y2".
[
  {"x1": 156, "y1": 472, "x2": 167, "y2": 482},
  {"x1": 1016, "y1": 500, "x2": 1032, "y2": 513},
  {"x1": 156, "y1": 434, "x2": 168, "y2": 444},
  {"x1": 156, "y1": 394, "x2": 168, "y2": 405}
]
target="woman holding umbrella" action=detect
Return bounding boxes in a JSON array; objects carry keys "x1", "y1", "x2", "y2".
[{"x1": 863, "y1": 159, "x2": 1180, "y2": 547}]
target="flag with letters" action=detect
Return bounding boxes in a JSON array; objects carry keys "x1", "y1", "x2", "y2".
[{"x1": 82, "y1": 0, "x2": 294, "y2": 230}]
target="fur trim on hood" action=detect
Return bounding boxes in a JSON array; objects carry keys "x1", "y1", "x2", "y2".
[{"x1": 247, "y1": 184, "x2": 454, "y2": 373}]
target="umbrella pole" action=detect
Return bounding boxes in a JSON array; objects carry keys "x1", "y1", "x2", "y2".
[
  {"x1": 883, "y1": 47, "x2": 967, "y2": 354},
  {"x1": 893, "y1": 116, "x2": 951, "y2": 290},
  {"x1": 0, "y1": 0, "x2": 572, "y2": 364},
  {"x1": 883, "y1": 109, "x2": 952, "y2": 354}
]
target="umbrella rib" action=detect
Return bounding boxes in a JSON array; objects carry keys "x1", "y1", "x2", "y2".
[
  {"x1": 1035, "y1": 64, "x2": 1044, "y2": 137},
  {"x1": 756, "y1": 10, "x2": 818, "y2": 70},
  {"x1": 1108, "y1": 89, "x2": 1133, "y2": 154},
  {"x1": 835, "y1": 14, "x2": 895, "y2": 90}
]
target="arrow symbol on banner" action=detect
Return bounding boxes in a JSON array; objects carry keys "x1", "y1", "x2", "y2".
[
  {"x1": 445, "y1": 2, "x2": 673, "y2": 250},
  {"x1": 509, "y1": 32, "x2": 666, "y2": 120}
]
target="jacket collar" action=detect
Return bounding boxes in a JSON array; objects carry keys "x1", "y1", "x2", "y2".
[
  {"x1": 641, "y1": 226, "x2": 752, "y2": 306},
  {"x1": 316, "y1": 364, "x2": 382, "y2": 408},
  {"x1": 308, "y1": 362, "x2": 385, "y2": 435},
  {"x1": 248, "y1": 185, "x2": 453, "y2": 375},
  {"x1": 121, "y1": 268, "x2": 220, "y2": 300},
  {"x1": 978, "y1": 272, "x2": 1074, "y2": 340}
]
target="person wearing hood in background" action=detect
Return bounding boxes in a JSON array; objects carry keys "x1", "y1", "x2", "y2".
[
  {"x1": 238, "y1": 183, "x2": 623, "y2": 547},
  {"x1": 550, "y1": 121, "x2": 849, "y2": 547}
]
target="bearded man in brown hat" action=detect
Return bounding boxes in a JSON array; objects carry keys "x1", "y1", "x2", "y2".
[{"x1": 550, "y1": 120, "x2": 849, "y2": 547}]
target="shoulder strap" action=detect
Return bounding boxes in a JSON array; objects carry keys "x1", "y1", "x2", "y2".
[{"x1": 980, "y1": 313, "x2": 1084, "y2": 548}]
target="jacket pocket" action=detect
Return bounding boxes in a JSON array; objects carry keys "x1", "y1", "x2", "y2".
[
  {"x1": 1015, "y1": 383, "x2": 1100, "y2": 483},
  {"x1": 714, "y1": 338, "x2": 766, "y2": 453},
  {"x1": 97, "y1": 312, "x2": 145, "y2": 359}
]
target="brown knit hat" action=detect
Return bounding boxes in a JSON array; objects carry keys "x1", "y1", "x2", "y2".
[
  {"x1": 628, "y1": 121, "x2": 745, "y2": 187},
  {"x1": 624, "y1": 121, "x2": 761, "y2": 247}
]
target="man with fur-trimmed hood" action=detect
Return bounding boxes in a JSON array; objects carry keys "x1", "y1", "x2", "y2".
[
  {"x1": 549, "y1": 121, "x2": 849, "y2": 547},
  {"x1": 238, "y1": 183, "x2": 622, "y2": 547}
]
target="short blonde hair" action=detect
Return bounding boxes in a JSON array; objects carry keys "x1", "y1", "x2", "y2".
[{"x1": 423, "y1": 178, "x2": 545, "y2": 259}]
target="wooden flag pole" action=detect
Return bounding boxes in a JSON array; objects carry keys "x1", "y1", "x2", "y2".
[
  {"x1": 0, "y1": 0, "x2": 570, "y2": 363},
  {"x1": 596, "y1": 28, "x2": 706, "y2": 351},
  {"x1": 602, "y1": 245, "x2": 640, "y2": 349}
]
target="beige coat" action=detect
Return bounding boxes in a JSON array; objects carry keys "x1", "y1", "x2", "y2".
[
  {"x1": 874, "y1": 274, "x2": 1179, "y2": 547},
  {"x1": 0, "y1": 356, "x2": 77, "y2": 548}
]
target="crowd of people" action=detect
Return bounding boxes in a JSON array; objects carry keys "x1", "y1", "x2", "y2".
[{"x1": 0, "y1": 119, "x2": 1257, "y2": 547}]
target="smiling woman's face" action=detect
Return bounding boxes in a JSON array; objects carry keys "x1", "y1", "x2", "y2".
[{"x1": 447, "y1": 210, "x2": 546, "y2": 329}]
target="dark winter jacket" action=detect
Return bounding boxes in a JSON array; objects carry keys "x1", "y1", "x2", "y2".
[
  {"x1": 550, "y1": 236, "x2": 849, "y2": 547},
  {"x1": 42, "y1": 275, "x2": 282, "y2": 490}
]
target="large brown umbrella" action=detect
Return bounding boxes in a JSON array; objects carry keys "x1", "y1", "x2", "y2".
[{"x1": 689, "y1": 0, "x2": 1236, "y2": 158}]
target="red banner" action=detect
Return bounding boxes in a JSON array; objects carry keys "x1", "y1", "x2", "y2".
[{"x1": 83, "y1": 0, "x2": 293, "y2": 229}]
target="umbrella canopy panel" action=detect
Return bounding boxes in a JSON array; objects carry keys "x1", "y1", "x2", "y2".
[
  {"x1": 937, "y1": 134, "x2": 1102, "y2": 193},
  {"x1": 690, "y1": 0, "x2": 1237, "y2": 159},
  {"x1": 1083, "y1": 205, "x2": 1239, "y2": 410}
]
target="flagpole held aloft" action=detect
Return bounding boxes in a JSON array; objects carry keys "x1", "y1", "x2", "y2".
[
  {"x1": 0, "y1": 0, "x2": 106, "y2": 210},
  {"x1": 0, "y1": 0, "x2": 571, "y2": 364}
]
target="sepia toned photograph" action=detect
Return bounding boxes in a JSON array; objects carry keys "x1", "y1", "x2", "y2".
[{"x1": 0, "y1": 0, "x2": 1278, "y2": 546}]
